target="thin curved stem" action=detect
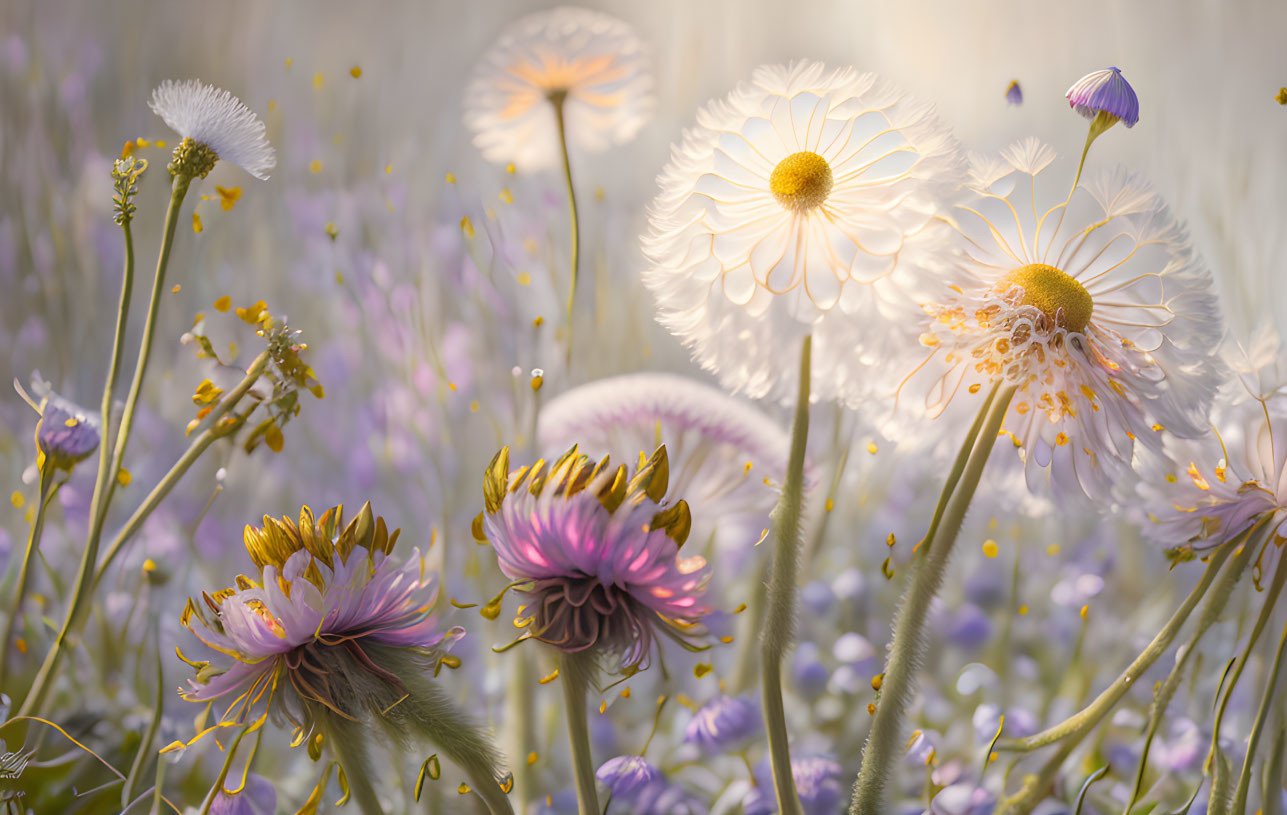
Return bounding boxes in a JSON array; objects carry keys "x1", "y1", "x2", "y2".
[
  {"x1": 1, "y1": 466, "x2": 59, "y2": 684},
  {"x1": 1232, "y1": 562, "x2": 1287, "y2": 814},
  {"x1": 760, "y1": 335, "x2": 812, "y2": 815},
  {"x1": 849, "y1": 383, "x2": 1015, "y2": 815},
  {"x1": 560, "y1": 651, "x2": 600, "y2": 815},
  {"x1": 549, "y1": 91, "x2": 580, "y2": 365},
  {"x1": 19, "y1": 174, "x2": 190, "y2": 717}
]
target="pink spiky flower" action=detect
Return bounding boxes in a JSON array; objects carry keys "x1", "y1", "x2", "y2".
[
  {"x1": 475, "y1": 444, "x2": 711, "y2": 671},
  {"x1": 179, "y1": 503, "x2": 461, "y2": 726}
]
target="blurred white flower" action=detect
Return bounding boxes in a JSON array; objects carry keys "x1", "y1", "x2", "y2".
[
  {"x1": 538, "y1": 372, "x2": 802, "y2": 553},
  {"x1": 464, "y1": 6, "x2": 653, "y2": 171},
  {"x1": 1135, "y1": 332, "x2": 1287, "y2": 555},
  {"x1": 898, "y1": 138, "x2": 1224, "y2": 504},
  {"x1": 149, "y1": 79, "x2": 275, "y2": 179},
  {"x1": 642, "y1": 60, "x2": 964, "y2": 406}
]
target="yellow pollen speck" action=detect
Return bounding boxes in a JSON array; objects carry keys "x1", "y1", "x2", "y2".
[
  {"x1": 968, "y1": 383, "x2": 982, "y2": 394},
  {"x1": 458, "y1": 783, "x2": 470, "y2": 795},
  {"x1": 1165, "y1": 474, "x2": 1178, "y2": 483},
  {"x1": 871, "y1": 673, "x2": 884, "y2": 691},
  {"x1": 867, "y1": 702, "x2": 876, "y2": 715},
  {"x1": 733, "y1": 603, "x2": 747, "y2": 614},
  {"x1": 1152, "y1": 424, "x2": 1165, "y2": 432},
  {"x1": 10, "y1": 491, "x2": 24, "y2": 509},
  {"x1": 825, "y1": 498, "x2": 835, "y2": 512},
  {"x1": 309, "y1": 159, "x2": 322, "y2": 174},
  {"x1": 982, "y1": 539, "x2": 999, "y2": 558},
  {"x1": 15, "y1": 637, "x2": 27, "y2": 654},
  {"x1": 866, "y1": 441, "x2": 879, "y2": 454},
  {"x1": 171, "y1": 285, "x2": 181, "y2": 294},
  {"x1": 350, "y1": 66, "x2": 362, "y2": 78},
  {"x1": 1017, "y1": 605, "x2": 1029, "y2": 615},
  {"x1": 769, "y1": 151, "x2": 833, "y2": 211},
  {"x1": 23, "y1": 506, "x2": 33, "y2": 524},
  {"x1": 499, "y1": 189, "x2": 514, "y2": 204},
  {"x1": 527, "y1": 752, "x2": 539, "y2": 766},
  {"x1": 191, "y1": 212, "x2": 203, "y2": 234},
  {"x1": 998, "y1": 263, "x2": 1093, "y2": 333},
  {"x1": 1055, "y1": 432, "x2": 1069, "y2": 446},
  {"x1": 117, "y1": 468, "x2": 132, "y2": 486},
  {"x1": 720, "y1": 635, "x2": 734, "y2": 644},
  {"x1": 694, "y1": 663, "x2": 713, "y2": 678},
  {"x1": 461, "y1": 217, "x2": 474, "y2": 238},
  {"x1": 599, "y1": 701, "x2": 607, "y2": 714},
  {"x1": 530, "y1": 375, "x2": 544, "y2": 391},
  {"x1": 268, "y1": 99, "x2": 276, "y2": 112},
  {"x1": 1080, "y1": 604, "x2": 1089, "y2": 620},
  {"x1": 313, "y1": 72, "x2": 324, "y2": 89},
  {"x1": 469, "y1": 400, "x2": 480, "y2": 413},
  {"x1": 506, "y1": 163, "x2": 516, "y2": 174},
  {"x1": 533, "y1": 316, "x2": 544, "y2": 327},
  {"x1": 1046, "y1": 543, "x2": 1061, "y2": 556},
  {"x1": 517, "y1": 272, "x2": 532, "y2": 286},
  {"x1": 621, "y1": 687, "x2": 631, "y2": 698},
  {"x1": 989, "y1": 751, "x2": 998, "y2": 764},
  {"x1": 142, "y1": 558, "x2": 157, "y2": 572},
  {"x1": 285, "y1": 57, "x2": 293, "y2": 68},
  {"x1": 448, "y1": 382, "x2": 458, "y2": 392},
  {"x1": 446, "y1": 172, "x2": 456, "y2": 184},
  {"x1": 887, "y1": 533, "x2": 896, "y2": 548},
  {"x1": 214, "y1": 296, "x2": 232, "y2": 312}
]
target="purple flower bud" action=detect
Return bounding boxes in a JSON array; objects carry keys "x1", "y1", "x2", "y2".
[
  {"x1": 32, "y1": 390, "x2": 100, "y2": 471},
  {"x1": 1065, "y1": 67, "x2": 1139, "y2": 127},
  {"x1": 595, "y1": 755, "x2": 663, "y2": 800},
  {"x1": 1005, "y1": 80, "x2": 1023, "y2": 106},
  {"x1": 684, "y1": 694, "x2": 761, "y2": 754}
]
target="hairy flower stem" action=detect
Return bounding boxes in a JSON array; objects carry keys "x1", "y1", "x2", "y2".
[
  {"x1": 760, "y1": 335, "x2": 812, "y2": 815},
  {"x1": 20, "y1": 174, "x2": 191, "y2": 718},
  {"x1": 560, "y1": 651, "x2": 600, "y2": 815},
  {"x1": 995, "y1": 542, "x2": 1240, "y2": 815},
  {"x1": 549, "y1": 90, "x2": 580, "y2": 365},
  {"x1": 506, "y1": 650, "x2": 536, "y2": 814},
  {"x1": 559, "y1": 654, "x2": 600, "y2": 814},
  {"x1": 0, "y1": 466, "x2": 60, "y2": 684},
  {"x1": 1122, "y1": 529, "x2": 1261, "y2": 813},
  {"x1": 1231, "y1": 558, "x2": 1287, "y2": 814},
  {"x1": 314, "y1": 707, "x2": 386, "y2": 815},
  {"x1": 850, "y1": 383, "x2": 1014, "y2": 815}
]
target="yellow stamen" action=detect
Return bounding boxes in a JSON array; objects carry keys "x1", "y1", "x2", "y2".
[
  {"x1": 769, "y1": 151, "x2": 833, "y2": 211},
  {"x1": 998, "y1": 263, "x2": 1093, "y2": 333}
]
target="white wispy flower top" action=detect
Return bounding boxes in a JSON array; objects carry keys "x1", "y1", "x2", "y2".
[{"x1": 149, "y1": 79, "x2": 276, "y2": 180}]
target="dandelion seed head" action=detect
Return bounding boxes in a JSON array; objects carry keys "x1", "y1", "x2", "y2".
[{"x1": 149, "y1": 79, "x2": 275, "y2": 180}]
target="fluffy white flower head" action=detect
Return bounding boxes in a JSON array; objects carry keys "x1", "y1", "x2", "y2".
[
  {"x1": 642, "y1": 61, "x2": 964, "y2": 406},
  {"x1": 149, "y1": 79, "x2": 275, "y2": 180},
  {"x1": 899, "y1": 139, "x2": 1224, "y2": 504},
  {"x1": 464, "y1": 7, "x2": 653, "y2": 171}
]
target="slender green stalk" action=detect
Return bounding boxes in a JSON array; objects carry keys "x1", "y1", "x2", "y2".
[
  {"x1": 919, "y1": 382, "x2": 1000, "y2": 558},
  {"x1": 19, "y1": 173, "x2": 191, "y2": 718},
  {"x1": 1, "y1": 466, "x2": 59, "y2": 683},
  {"x1": 122, "y1": 618, "x2": 164, "y2": 808},
  {"x1": 760, "y1": 335, "x2": 812, "y2": 815},
  {"x1": 506, "y1": 649, "x2": 535, "y2": 815},
  {"x1": 1231, "y1": 578, "x2": 1287, "y2": 813},
  {"x1": 1261, "y1": 705, "x2": 1285, "y2": 815},
  {"x1": 1122, "y1": 531, "x2": 1259, "y2": 814},
  {"x1": 549, "y1": 90, "x2": 580, "y2": 364},
  {"x1": 559, "y1": 651, "x2": 599, "y2": 815},
  {"x1": 849, "y1": 384, "x2": 1015, "y2": 815},
  {"x1": 196, "y1": 721, "x2": 260, "y2": 815},
  {"x1": 91, "y1": 351, "x2": 269, "y2": 593},
  {"x1": 1000, "y1": 543, "x2": 1235, "y2": 755}
]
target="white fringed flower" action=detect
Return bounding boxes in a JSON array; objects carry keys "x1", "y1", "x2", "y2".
[
  {"x1": 898, "y1": 138, "x2": 1224, "y2": 504},
  {"x1": 1135, "y1": 328, "x2": 1286, "y2": 558},
  {"x1": 642, "y1": 61, "x2": 964, "y2": 406},
  {"x1": 464, "y1": 7, "x2": 653, "y2": 171},
  {"x1": 538, "y1": 373, "x2": 804, "y2": 553},
  {"x1": 149, "y1": 79, "x2": 275, "y2": 180}
]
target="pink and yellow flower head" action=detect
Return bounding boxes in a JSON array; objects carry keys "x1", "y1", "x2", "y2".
[
  {"x1": 180, "y1": 503, "x2": 461, "y2": 725},
  {"x1": 475, "y1": 444, "x2": 711, "y2": 670}
]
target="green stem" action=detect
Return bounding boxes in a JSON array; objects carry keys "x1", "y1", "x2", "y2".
[
  {"x1": 760, "y1": 334, "x2": 812, "y2": 815},
  {"x1": 506, "y1": 649, "x2": 535, "y2": 815},
  {"x1": 1231, "y1": 568, "x2": 1287, "y2": 814},
  {"x1": 560, "y1": 651, "x2": 600, "y2": 815},
  {"x1": 19, "y1": 174, "x2": 190, "y2": 718},
  {"x1": 1261, "y1": 704, "x2": 1285, "y2": 815},
  {"x1": 1, "y1": 466, "x2": 59, "y2": 684},
  {"x1": 1122, "y1": 530, "x2": 1260, "y2": 814},
  {"x1": 550, "y1": 91, "x2": 580, "y2": 365},
  {"x1": 91, "y1": 351, "x2": 269, "y2": 594},
  {"x1": 920, "y1": 382, "x2": 1000, "y2": 558},
  {"x1": 850, "y1": 383, "x2": 1015, "y2": 815},
  {"x1": 196, "y1": 722, "x2": 257, "y2": 815}
]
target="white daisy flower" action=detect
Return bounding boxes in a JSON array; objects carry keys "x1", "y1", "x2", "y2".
[
  {"x1": 641, "y1": 61, "x2": 965, "y2": 407},
  {"x1": 537, "y1": 372, "x2": 809, "y2": 554},
  {"x1": 1135, "y1": 329, "x2": 1287, "y2": 558},
  {"x1": 898, "y1": 138, "x2": 1224, "y2": 504},
  {"x1": 464, "y1": 7, "x2": 653, "y2": 171},
  {"x1": 149, "y1": 79, "x2": 275, "y2": 180}
]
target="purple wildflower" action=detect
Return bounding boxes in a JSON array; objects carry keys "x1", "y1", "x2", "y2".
[
  {"x1": 1005, "y1": 80, "x2": 1023, "y2": 106},
  {"x1": 478, "y1": 444, "x2": 711, "y2": 670},
  {"x1": 744, "y1": 755, "x2": 844, "y2": 815},
  {"x1": 683, "y1": 695, "x2": 761, "y2": 754},
  {"x1": 1065, "y1": 67, "x2": 1139, "y2": 127},
  {"x1": 20, "y1": 378, "x2": 100, "y2": 471},
  {"x1": 595, "y1": 755, "x2": 663, "y2": 799},
  {"x1": 210, "y1": 773, "x2": 276, "y2": 815}
]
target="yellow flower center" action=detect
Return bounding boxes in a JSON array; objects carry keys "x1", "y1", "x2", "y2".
[
  {"x1": 769, "y1": 151, "x2": 833, "y2": 211},
  {"x1": 999, "y1": 263, "x2": 1093, "y2": 333}
]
